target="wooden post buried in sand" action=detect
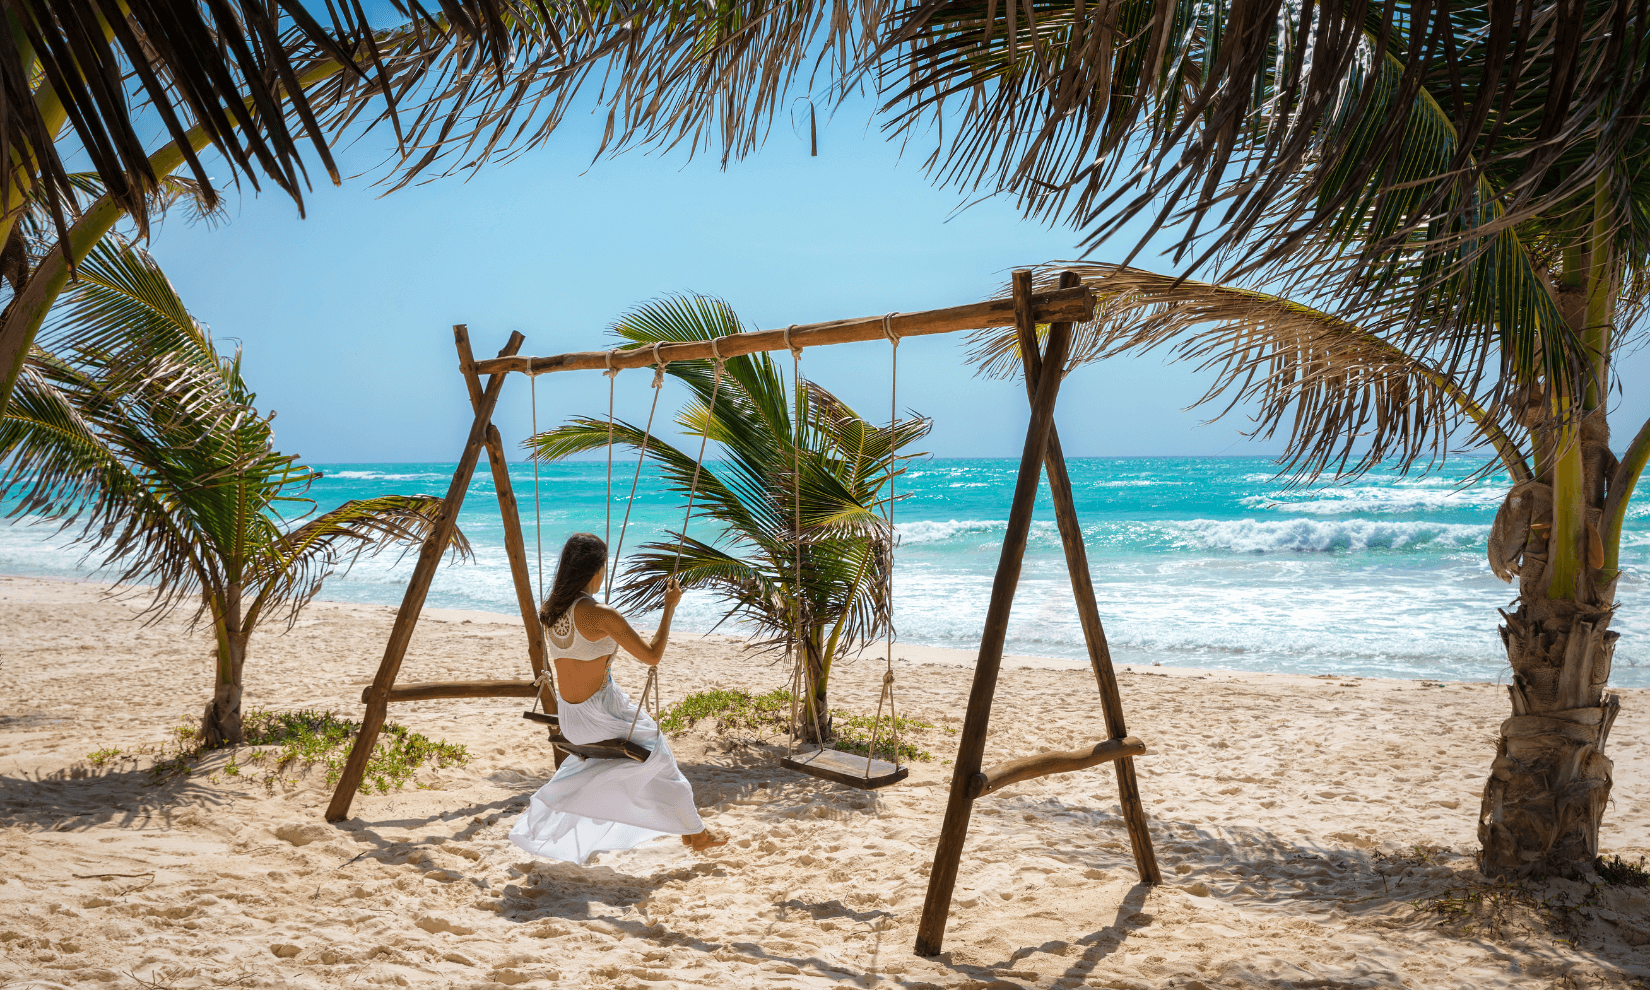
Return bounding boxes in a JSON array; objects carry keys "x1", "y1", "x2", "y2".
[
  {"x1": 324, "y1": 328, "x2": 522, "y2": 823},
  {"x1": 913, "y1": 271, "x2": 1161, "y2": 957},
  {"x1": 453, "y1": 326, "x2": 556, "y2": 718},
  {"x1": 913, "y1": 302, "x2": 1074, "y2": 956},
  {"x1": 1010, "y1": 270, "x2": 1161, "y2": 886}
]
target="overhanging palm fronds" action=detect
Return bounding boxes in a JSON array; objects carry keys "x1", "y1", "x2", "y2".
[
  {"x1": 0, "y1": 0, "x2": 580, "y2": 245},
  {"x1": 970, "y1": 264, "x2": 1533, "y2": 484},
  {"x1": 528, "y1": 293, "x2": 931, "y2": 737},
  {"x1": 876, "y1": 0, "x2": 1649, "y2": 277}
]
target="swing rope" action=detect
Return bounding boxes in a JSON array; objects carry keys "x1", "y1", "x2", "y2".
[
  {"x1": 604, "y1": 349, "x2": 618, "y2": 583},
  {"x1": 864, "y1": 313, "x2": 903, "y2": 775},
  {"x1": 781, "y1": 327, "x2": 827, "y2": 758},
  {"x1": 531, "y1": 375, "x2": 544, "y2": 601},
  {"x1": 672, "y1": 336, "x2": 725, "y2": 577},
  {"x1": 627, "y1": 336, "x2": 728, "y2": 746},
  {"x1": 608, "y1": 342, "x2": 668, "y2": 601}
]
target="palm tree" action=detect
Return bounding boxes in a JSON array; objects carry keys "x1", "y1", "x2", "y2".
[
  {"x1": 528, "y1": 295, "x2": 931, "y2": 741},
  {"x1": 947, "y1": 0, "x2": 1650, "y2": 881},
  {"x1": 969, "y1": 241, "x2": 1642, "y2": 881},
  {"x1": 0, "y1": 236, "x2": 469, "y2": 746}
]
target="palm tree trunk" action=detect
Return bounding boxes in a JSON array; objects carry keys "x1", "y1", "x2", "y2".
[
  {"x1": 1483, "y1": 582, "x2": 1622, "y2": 876},
  {"x1": 1479, "y1": 212, "x2": 1623, "y2": 878},
  {"x1": 801, "y1": 627, "x2": 834, "y2": 744},
  {"x1": 201, "y1": 586, "x2": 248, "y2": 747}
]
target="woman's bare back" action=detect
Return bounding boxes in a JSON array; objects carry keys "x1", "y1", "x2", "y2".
[{"x1": 552, "y1": 599, "x2": 616, "y2": 704}]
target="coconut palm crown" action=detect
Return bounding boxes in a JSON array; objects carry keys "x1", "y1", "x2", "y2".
[
  {"x1": 0, "y1": 236, "x2": 469, "y2": 746},
  {"x1": 527, "y1": 295, "x2": 931, "y2": 739}
]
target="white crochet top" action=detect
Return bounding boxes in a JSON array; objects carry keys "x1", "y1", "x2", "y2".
[{"x1": 545, "y1": 594, "x2": 617, "y2": 662}]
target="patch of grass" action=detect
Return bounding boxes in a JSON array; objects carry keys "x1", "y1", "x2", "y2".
[
  {"x1": 144, "y1": 709, "x2": 467, "y2": 794},
  {"x1": 657, "y1": 688, "x2": 793, "y2": 735},
  {"x1": 1419, "y1": 879, "x2": 1543, "y2": 940},
  {"x1": 241, "y1": 708, "x2": 469, "y2": 794},
  {"x1": 832, "y1": 710, "x2": 934, "y2": 763},
  {"x1": 148, "y1": 753, "x2": 196, "y2": 784},
  {"x1": 657, "y1": 689, "x2": 936, "y2": 762},
  {"x1": 85, "y1": 747, "x2": 122, "y2": 768},
  {"x1": 1597, "y1": 854, "x2": 1650, "y2": 888}
]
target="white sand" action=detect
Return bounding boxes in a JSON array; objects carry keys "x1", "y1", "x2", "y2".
[{"x1": 1, "y1": 573, "x2": 1647, "y2": 989}]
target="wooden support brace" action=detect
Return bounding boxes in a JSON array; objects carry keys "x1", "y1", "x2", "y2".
[
  {"x1": 364, "y1": 680, "x2": 538, "y2": 703},
  {"x1": 1010, "y1": 270, "x2": 1162, "y2": 886},
  {"x1": 323, "y1": 329, "x2": 523, "y2": 823},
  {"x1": 969, "y1": 736, "x2": 1147, "y2": 799},
  {"x1": 914, "y1": 299, "x2": 1074, "y2": 957}
]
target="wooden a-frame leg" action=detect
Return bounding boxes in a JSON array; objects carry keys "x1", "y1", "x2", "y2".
[
  {"x1": 323, "y1": 327, "x2": 524, "y2": 823},
  {"x1": 913, "y1": 315, "x2": 1074, "y2": 957},
  {"x1": 454, "y1": 329, "x2": 555, "y2": 715},
  {"x1": 1011, "y1": 270, "x2": 1161, "y2": 886},
  {"x1": 455, "y1": 330, "x2": 567, "y2": 769}
]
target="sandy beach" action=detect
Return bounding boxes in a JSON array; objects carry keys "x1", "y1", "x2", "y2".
[{"x1": 2, "y1": 573, "x2": 1647, "y2": 989}]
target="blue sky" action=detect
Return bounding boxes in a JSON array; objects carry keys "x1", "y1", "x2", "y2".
[
  {"x1": 136, "y1": 89, "x2": 1650, "y2": 469},
  {"x1": 129, "y1": 89, "x2": 1302, "y2": 466}
]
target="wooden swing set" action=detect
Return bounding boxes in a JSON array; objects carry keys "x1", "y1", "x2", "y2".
[{"x1": 321, "y1": 270, "x2": 1161, "y2": 955}]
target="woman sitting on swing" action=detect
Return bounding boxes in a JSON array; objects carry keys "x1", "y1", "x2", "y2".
[{"x1": 509, "y1": 532, "x2": 726, "y2": 862}]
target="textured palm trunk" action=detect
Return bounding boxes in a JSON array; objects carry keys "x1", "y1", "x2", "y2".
[
  {"x1": 201, "y1": 586, "x2": 248, "y2": 748},
  {"x1": 1482, "y1": 587, "x2": 1623, "y2": 876},
  {"x1": 801, "y1": 625, "x2": 835, "y2": 744},
  {"x1": 1479, "y1": 237, "x2": 1624, "y2": 878}
]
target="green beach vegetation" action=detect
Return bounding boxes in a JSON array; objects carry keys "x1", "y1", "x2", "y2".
[
  {"x1": 656, "y1": 687, "x2": 936, "y2": 764},
  {"x1": 529, "y1": 295, "x2": 931, "y2": 742},
  {"x1": 0, "y1": 230, "x2": 469, "y2": 746},
  {"x1": 141, "y1": 708, "x2": 469, "y2": 793}
]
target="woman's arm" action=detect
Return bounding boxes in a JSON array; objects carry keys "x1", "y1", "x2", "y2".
[{"x1": 582, "y1": 579, "x2": 682, "y2": 666}]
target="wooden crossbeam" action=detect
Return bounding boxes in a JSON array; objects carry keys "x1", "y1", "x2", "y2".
[
  {"x1": 472, "y1": 286, "x2": 1096, "y2": 377},
  {"x1": 968, "y1": 737, "x2": 1147, "y2": 799},
  {"x1": 363, "y1": 680, "x2": 537, "y2": 703}
]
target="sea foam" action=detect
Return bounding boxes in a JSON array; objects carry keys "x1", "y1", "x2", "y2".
[{"x1": 1156, "y1": 517, "x2": 1487, "y2": 553}]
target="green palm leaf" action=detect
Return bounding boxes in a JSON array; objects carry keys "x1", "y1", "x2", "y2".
[{"x1": 527, "y1": 292, "x2": 931, "y2": 737}]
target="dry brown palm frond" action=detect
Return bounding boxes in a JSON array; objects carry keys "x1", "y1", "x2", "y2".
[{"x1": 969, "y1": 263, "x2": 1534, "y2": 485}]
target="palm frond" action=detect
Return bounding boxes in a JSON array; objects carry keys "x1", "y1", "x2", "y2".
[
  {"x1": 529, "y1": 292, "x2": 931, "y2": 664},
  {"x1": 969, "y1": 263, "x2": 1534, "y2": 484},
  {"x1": 1, "y1": 0, "x2": 599, "y2": 246},
  {"x1": 878, "y1": 1, "x2": 1649, "y2": 268},
  {"x1": 247, "y1": 494, "x2": 471, "y2": 629}
]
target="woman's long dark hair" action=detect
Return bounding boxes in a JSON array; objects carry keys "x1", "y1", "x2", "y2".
[{"x1": 540, "y1": 533, "x2": 607, "y2": 627}]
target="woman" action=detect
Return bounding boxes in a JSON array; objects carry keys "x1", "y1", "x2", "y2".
[{"x1": 508, "y1": 532, "x2": 725, "y2": 863}]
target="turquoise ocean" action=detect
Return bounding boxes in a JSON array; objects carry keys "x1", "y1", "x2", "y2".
[{"x1": 5, "y1": 456, "x2": 1649, "y2": 687}]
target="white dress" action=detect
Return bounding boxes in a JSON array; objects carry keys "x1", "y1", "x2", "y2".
[{"x1": 508, "y1": 597, "x2": 703, "y2": 864}]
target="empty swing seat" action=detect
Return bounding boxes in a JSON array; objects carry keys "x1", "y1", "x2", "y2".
[
  {"x1": 522, "y1": 711, "x2": 650, "y2": 762},
  {"x1": 782, "y1": 749, "x2": 909, "y2": 790}
]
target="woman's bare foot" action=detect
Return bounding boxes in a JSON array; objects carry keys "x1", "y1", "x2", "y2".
[{"x1": 683, "y1": 829, "x2": 726, "y2": 852}]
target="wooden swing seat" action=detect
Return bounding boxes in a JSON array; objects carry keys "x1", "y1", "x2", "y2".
[
  {"x1": 782, "y1": 748, "x2": 910, "y2": 790},
  {"x1": 522, "y1": 711, "x2": 650, "y2": 762}
]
